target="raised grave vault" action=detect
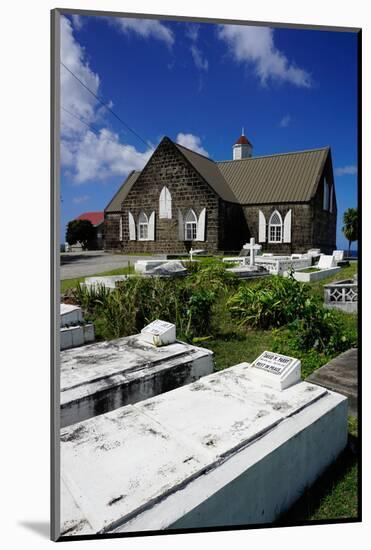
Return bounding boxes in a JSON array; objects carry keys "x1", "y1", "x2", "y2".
[
  {"x1": 61, "y1": 350, "x2": 348, "y2": 535},
  {"x1": 60, "y1": 320, "x2": 213, "y2": 428}
]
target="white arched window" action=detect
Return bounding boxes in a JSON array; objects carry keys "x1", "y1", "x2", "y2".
[
  {"x1": 268, "y1": 210, "x2": 283, "y2": 243},
  {"x1": 184, "y1": 209, "x2": 198, "y2": 241},
  {"x1": 159, "y1": 186, "x2": 172, "y2": 219},
  {"x1": 138, "y1": 211, "x2": 149, "y2": 241}
]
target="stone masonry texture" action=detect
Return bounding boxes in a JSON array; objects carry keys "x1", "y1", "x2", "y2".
[{"x1": 104, "y1": 138, "x2": 337, "y2": 255}]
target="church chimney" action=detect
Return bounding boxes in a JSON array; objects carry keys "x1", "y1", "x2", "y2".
[{"x1": 233, "y1": 128, "x2": 253, "y2": 160}]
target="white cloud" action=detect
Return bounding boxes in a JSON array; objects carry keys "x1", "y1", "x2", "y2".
[
  {"x1": 109, "y1": 17, "x2": 174, "y2": 47},
  {"x1": 73, "y1": 195, "x2": 90, "y2": 204},
  {"x1": 335, "y1": 165, "x2": 357, "y2": 176},
  {"x1": 176, "y1": 133, "x2": 209, "y2": 156},
  {"x1": 60, "y1": 16, "x2": 152, "y2": 183},
  {"x1": 186, "y1": 24, "x2": 208, "y2": 73},
  {"x1": 60, "y1": 16, "x2": 99, "y2": 138},
  {"x1": 63, "y1": 129, "x2": 151, "y2": 183},
  {"x1": 217, "y1": 25, "x2": 311, "y2": 88},
  {"x1": 71, "y1": 15, "x2": 84, "y2": 30},
  {"x1": 279, "y1": 114, "x2": 291, "y2": 127},
  {"x1": 190, "y1": 45, "x2": 209, "y2": 72},
  {"x1": 185, "y1": 24, "x2": 199, "y2": 42}
]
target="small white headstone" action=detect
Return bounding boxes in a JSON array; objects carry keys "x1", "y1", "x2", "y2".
[
  {"x1": 307, "y1": 248, "x2": 321, "y2": 256},
  {"x1": 140, "y1": 319, "x2": 176, "y2": 346},
  {"x1": 318, "y1": 255, "x2": 336, "y2": 269},
  {"x1": 333, "y1": 250, "x2": 344, "y2": 262},
  {"x1": 250, "y1": 351, "x2": 301, "y2": 390}
]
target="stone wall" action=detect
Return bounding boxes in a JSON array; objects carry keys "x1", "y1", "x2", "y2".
[
  {"x1": 242, "y1": 203, "x2": 313, "y2": 254},
  {"x1": 119, "y1": 138, "x2": 222, "y2": 254},
  {"x1": 104, "y1": 212, "x2": 122, "y2": 251}
]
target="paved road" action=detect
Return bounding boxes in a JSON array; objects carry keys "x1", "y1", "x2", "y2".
[{"x1": 61, "y1": 251, "x2": 164, "y2": 280}]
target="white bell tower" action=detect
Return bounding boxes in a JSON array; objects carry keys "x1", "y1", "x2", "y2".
[{"x1": 233, "y1": 128, "x2": 253, "y2": 160}]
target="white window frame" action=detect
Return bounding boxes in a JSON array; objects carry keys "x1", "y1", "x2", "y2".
[
  {"x1": 138, "y1": 211, "x2": 149, "y2": 241},
  {"x1": 159, "y1": 186, "x2": 172, "y2": 219},
  {"x1": 268, "y1": 210, "x2": 283, "y2": 243},
  {"x1": 184, "y1": 209, "x2": 198, "y2": 241}
]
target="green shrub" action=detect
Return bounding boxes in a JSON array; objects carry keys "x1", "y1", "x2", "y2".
[
  {"x1": 73, "y1": 283, "x2": 111, "y2": 315},
  {"x1": 228, "y1": 275, "x2": 313, "y2": 329},
  {"x1": 71, "y1": 266, "x2": 224, "y2": 341}
]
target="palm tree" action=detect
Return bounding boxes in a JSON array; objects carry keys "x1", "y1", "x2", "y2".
[{"x1": 342, "y1": 208, "x2": 358, "y2": 256}]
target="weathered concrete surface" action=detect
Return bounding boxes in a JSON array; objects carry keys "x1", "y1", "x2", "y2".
[
  {"x1": 60, "y1": 324, "x2": 95, "y2": 351},
  {"x1": 60, "y1": 335, "x2": 214, "y2": 428},
  {"x1": 306, "y1": 348, "x2": 358, "y2": 416},
  {"x1": 60, "y1": 363, "x2": 347, "y2": 535}
]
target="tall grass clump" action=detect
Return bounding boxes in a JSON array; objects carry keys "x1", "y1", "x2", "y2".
[
  {"x1": 71, "y1": 261, "x2": 237, "y2": 341},
  {"x1": 228, "y1": 274, "x2": 313, "y2": 329}
]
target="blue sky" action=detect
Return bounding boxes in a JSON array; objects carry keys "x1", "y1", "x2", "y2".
[{"x1": 60, "y1": 13, "x2": 358, "y2": 249}]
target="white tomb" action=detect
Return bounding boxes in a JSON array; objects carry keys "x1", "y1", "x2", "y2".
[
  {"x1": 60, "y1": 328, "x2": 214, "y2": 428},
  {"x1": 254, "y1": 254, "x2": 311, "y2": 275},
  {"x1": 60, "y1": 352, "x2": 348, "y2": 536},
  {"x1": 318, "y1": 254, "x2": 337, "y2": 269},
  {"x1": 60, "y1": 303, "x2": 95, "y2": 351},
  {"x1": 135, "y1": 260, "x2": 171, "y2": 273},
  {"x1": 60, "y1": 304, "x2": 83, "y2": 326},
  {"x1": 333, "y1": 250, "x2": 345, "y2": 263},
  {"x1": 307, "y1": 248, "x2": 321, "y2": 256},
  {"x1": 147, "y1": 261, "x2": 187, "y2": 277}
]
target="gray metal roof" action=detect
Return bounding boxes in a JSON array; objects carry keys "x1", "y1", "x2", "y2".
[
  {"x1": 173, "y1": 142, "x2": 239, "y2": 203},
  {"x1": 104, "y1": 141, "x2": 330, "y2": 213},
  {"x1": 105, "y1": 170, "x2": 141, "y2": 212},
  {"x1": 217, "y1": 147, "x2": 329, "y2": 204}
]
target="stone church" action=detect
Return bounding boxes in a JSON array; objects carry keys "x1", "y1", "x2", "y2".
[{"x1": 104, "y1": 132, "x2": 337, "y2": 254}]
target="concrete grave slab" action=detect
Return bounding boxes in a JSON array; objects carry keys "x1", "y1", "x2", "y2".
[
  {"x1": 61, "y1": 361, "x2": 348, "y2": 535},
  {"x1": 135, "y1": 260, "x2": 171, "y2": 273},
  {"x1": 60, "y1": 334, "x2": 214, "y2": 428},
  {"x1": 291, "y1": 266, "x2": 341, "y2": 282},
  {"x1": 306, "y1": 348, "x2": 358, "y2": 416},
  {"x1": 146, "y1": 261, "x2": 187, "y2": 277}
]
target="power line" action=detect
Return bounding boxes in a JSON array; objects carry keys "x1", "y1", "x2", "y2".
[
  {"x1": 60, "y1": 61, "x2": 153, "y2": 150},
  {"x1": 62, "y1": 106, "x2": 144, "y2": 153},
  {"x1": 61, "y1": 106, "x2": 101, "y2": 135}
]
